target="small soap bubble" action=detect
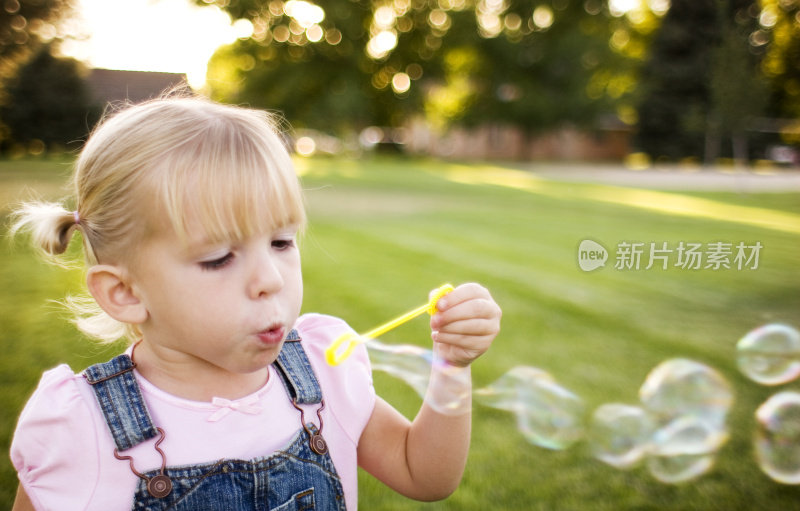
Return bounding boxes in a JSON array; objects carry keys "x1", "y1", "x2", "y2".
[
  {"x1": 755, "y1": 391, "x2": 800, "y2": 484},
  {"x1": 425, "y1": 349, "x2": 472, "y2": 415},
  {"x1": 737, "y1": 323, "x2": 800, "y2": 386},
  {"x1": 366, "y1": 340, "x2": 471, "y2": 415},
  {"x1": 366, "y1": 339, "x2": 432, "y2": 400},
  {"x1": 588, "y1": 404, "x2": 654, "y2": 469},
  {"x1": 647, "y1": 416, "x2": 726, "y2": 483},
  {"x1": 639, "y1": 359, "x2": 733, "y2": 429},
  {"x1": 475, "y1": 366, "x2": 585, "y2": 450}
]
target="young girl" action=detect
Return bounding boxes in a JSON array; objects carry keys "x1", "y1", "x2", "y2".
[{"x1": 9, "y1": 95, "x2": 501, "y2": 510}]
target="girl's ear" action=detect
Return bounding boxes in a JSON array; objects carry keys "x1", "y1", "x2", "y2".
[{"x1": 86, "y1": 265, "x2": 148, "y2": 324}]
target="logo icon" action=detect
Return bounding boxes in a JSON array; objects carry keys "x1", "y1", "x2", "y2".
[{"x1": 578, "y1": 239, "x2": 608, "y2": 272}]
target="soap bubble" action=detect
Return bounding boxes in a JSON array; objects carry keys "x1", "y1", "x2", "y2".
[
  {"x1": 474, "y1": 366, "x2": 550, "y2": 409},
  {"x1": 588, "y1": 404, "x2": 654, "y2": 469},
  {"x1": 649, "y1": 415, "x2": 728, "y2": 456},
  {"x1": 647, "y1": 455, "x2": 715, "y2": 485},
  {"x1": 475, "y1": 366, "x2": 585, "y2": 450},
  {"x1": 588, "y1": 360, "x2": 732, "y2": 482},
  {"x1": 639, "y1": 358, "x2": 733, "y2": 429},
  {"x1": 363, "y1": 330, "x2": 769, "y2": 487},
  {"x1": 425, "y1": 350, "x2": 471, "y2": 415},
  {"x1": 647, "y1": 416, "x2": 727, "y2": 483},
  {"x1": 737, "y1": 324, "x2": 800, "y2": 386},
  {"x1": 367, "y1": 339, "x2": 432, "y2": 399},
  {"x1": 366, "y1": 340, "x2": 471, "y2": 415},
  {"x1": 635, "y1": 359, "x2": 732, "y2": 484},
  {"x1": 755, "y1": 391, "x2": 800, "y2": 484}
]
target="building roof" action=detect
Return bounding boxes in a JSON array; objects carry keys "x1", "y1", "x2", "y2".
[{"x1": 86, "y1": 68, "x2": 188, "y2": 107}]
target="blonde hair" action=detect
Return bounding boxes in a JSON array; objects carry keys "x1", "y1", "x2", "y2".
[{"x1": 11, "y1": 94, "x2": 305, "y2": 343}]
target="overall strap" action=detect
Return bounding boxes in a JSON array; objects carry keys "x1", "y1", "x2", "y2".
[
  {"x1": 84, "y1": 354, "x2": 159, "y2": 451},
  {"x1": 273, "y1": 329, "x2": 323, "y2": 404}
]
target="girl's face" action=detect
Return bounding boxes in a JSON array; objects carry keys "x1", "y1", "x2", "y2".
[{"x1": 129, "y1": 207, "x2": 303, "y2": 378}]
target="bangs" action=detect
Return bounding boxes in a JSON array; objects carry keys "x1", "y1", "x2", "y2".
[{"x1": 155, "y1": 110, "x2": 305, "y2": 244}]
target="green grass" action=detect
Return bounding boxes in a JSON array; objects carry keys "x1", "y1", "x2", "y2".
[{"x1": 2, "y1": 156, "x2": 800, "y2": 509}]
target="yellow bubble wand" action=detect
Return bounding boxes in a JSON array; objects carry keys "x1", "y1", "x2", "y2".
[{"x1": 325, "y1": 284, "x2": 455, "y2": 366}]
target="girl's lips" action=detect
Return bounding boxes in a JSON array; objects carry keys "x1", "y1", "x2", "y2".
[{"x1": 256, "y1": 325, "x2": 285, "y2": 345}]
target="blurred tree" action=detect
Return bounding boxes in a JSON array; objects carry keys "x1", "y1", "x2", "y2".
[
  {"x1": 417, "y1": 2, "x2": 622, "y2": 133},
  {"x1": 202, "y1": 0, "x2": 630, "y2": 137},
  {"x1": 635, "y1": 0, "x2": 768, "y2": 162},
  {"x1": 205, "y1": 0, "x2": 385, "y2": 133},
  {"x1": 759, "y1": 0, "x2": 800, "y2": 146},
  {"x1": 708, "y1": 0, "x2": 767, "y2": 166},
  {"x1": 205, "y1": 0, "x2": 799, "y2": 160},
  {"x1": 599, "y1": 0, "x2": 668, "y2": 129},
  {"x1": 0, "y1": 0, "x2": 75, "y2": 85},
  {"x1": 0, "y1": 45, "x2": 99, "y2": 153},
  {"x1": 634, "y1": 0, "x2": 719, "y2": 160}
]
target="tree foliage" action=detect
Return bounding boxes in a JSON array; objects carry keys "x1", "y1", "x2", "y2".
[
  {"x1": 201, "y1": 0, "x2": 798, "y2": 158},
  {"x1": 759, "y1": 0, "x2": 800, "y2": 145},
  {"x1": 0, "y1": 45, "x2": 98, "y2": 151},
  {"x1": 0, "y1": 0, "x2": 80, "y2": 148},
  {"x1": 709, "y1": 1, "x2": 768, "y2": 163},
  {"x1": 203, "y1": 0, "x2": 627, "y2": 135},
  {"x1": 0, "y1": 0, "x2": 75, "y2": 82},
  {"x1": 637, "y1": 0, "x2": 800, "y2": 161},
  {"x1": 634, "y1": 0, "x2": 721, "y2": 160},
  {"x1": 206, "y1": 1, "x2": 385, "y2": 133}
]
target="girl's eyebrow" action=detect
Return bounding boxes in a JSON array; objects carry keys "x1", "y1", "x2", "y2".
[
  {"x1": 184, "y1": 224, "x2": 299, "y2": 253},
  {"x1": 274, "y1": 224, "x2": 300, "y2": 234},
  {"x1": 179, "y1": 233, "x2": 230, "y2": 257}
]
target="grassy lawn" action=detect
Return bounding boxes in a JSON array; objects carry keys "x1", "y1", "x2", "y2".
[{"x1": 1, "y1": 156, "x2": 799, "y2": 509}]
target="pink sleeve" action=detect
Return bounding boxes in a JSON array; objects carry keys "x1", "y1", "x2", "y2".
[
  {"x1": 296, "y1": 314, "x2": 376, "y2": 445},
  {"x1": 10, "y1": 365, "x2": 103, "y2": 510}
]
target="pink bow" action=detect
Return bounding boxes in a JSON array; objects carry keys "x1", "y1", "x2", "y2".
[{"x1": 207, "y1": 395, "x2": 263, "y2": 422}]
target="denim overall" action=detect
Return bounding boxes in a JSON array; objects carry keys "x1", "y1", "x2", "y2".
[{"x1": 83, "y1": 330, "x2": 347, "y2": 510}]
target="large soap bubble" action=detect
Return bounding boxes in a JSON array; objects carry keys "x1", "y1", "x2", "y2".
[
  {"x1": 755, "y1": 391, "x2": 800, "y2": 484},
  {"x1": 639, "y1": 358, "x2": 733, "y2": 429},
  {"x1": 588, "y1": 404, "x2": 654, "y2": 469},
  {"x1": 637, "y1": 359, "x2": 733, "y2": 483},
  {"x1": 475, "y1": 366, "x2": 585, "y2": 450},
  {"x1": 737, "y1": 323, "x2": 800, "y2": 386}
]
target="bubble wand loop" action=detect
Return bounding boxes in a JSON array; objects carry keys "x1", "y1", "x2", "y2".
[{"x1": 325, "y1": 284, "x2": 455, "y2": 366}]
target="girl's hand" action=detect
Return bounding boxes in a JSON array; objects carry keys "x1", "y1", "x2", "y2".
[{"x1": 429, "y1": 283, "x2": 501, "y2": 367}]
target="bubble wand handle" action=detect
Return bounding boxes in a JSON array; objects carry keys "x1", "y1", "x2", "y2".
[
  {"x1": 325, "y1": 284, "x2": 454, "y2": 366},
  {"x1": 361, "y1": 303, "x2": 430, "y2": 339}
]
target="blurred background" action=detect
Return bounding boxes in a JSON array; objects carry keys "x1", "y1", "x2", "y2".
[
  {"x1": 1, "y1": 1, "x2": 800, "y2": 510},
  {"x1": 0, "y1": 0, "x2": 797, "y2": 165}
]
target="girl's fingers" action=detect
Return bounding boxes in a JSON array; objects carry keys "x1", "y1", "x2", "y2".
[
  {"x1": 431, "y1": 298, "x2": 501, "y2": 331},
  {"x1": 433, "y1": 282, "x2": 493, "y2": 313},
  {"x1": 428, "y1": 283, "x2": 501, "y2": 366},
  {"x1": 432, "y1": 317, "x2": 499, "y2": 338}
]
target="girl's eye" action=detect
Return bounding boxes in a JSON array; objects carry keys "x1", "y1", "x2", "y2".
[
  {"x1": 200, "y1": 252, "x2": 234, "y2": 270},
  {"x1": 272, "y1": 238, "x2": 296, "y2": 251}
]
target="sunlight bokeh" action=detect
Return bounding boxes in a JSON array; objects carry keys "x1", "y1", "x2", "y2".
[
  {"x1": 57, "y1": 0, "x2": 667, "y2": 89},
  {"x1": 61, "y1": 0, "x2": 252, "y2": 88}
]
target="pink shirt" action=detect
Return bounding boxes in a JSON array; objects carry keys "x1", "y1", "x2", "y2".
[{"x1": 11, "y1": 314, "x2": 375, "y2": 511}]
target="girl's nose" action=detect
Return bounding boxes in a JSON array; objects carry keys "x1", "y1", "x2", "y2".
[{"x1": 247, "y1": 251, "x2": 284, "y2": 299}]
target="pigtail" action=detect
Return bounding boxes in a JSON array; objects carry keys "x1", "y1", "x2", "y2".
[
  {"x1": 10, "y1": 201, "x2": 80, "y2": 262},
  {"x1": 9, "y1": 200, "x2": 133, "y2": 344},
  {"x1": 63, "y1": 294, "x2": 135, "y2": 344}
]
